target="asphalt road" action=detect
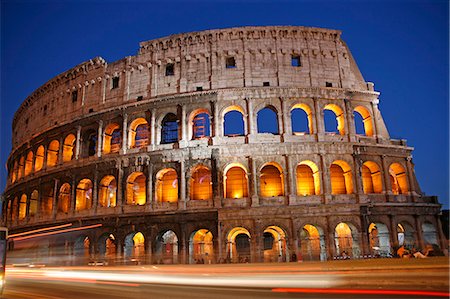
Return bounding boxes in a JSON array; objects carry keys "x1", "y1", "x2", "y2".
[{"x1": 2, "y1": 257, "x2": 449, "y2": 299}]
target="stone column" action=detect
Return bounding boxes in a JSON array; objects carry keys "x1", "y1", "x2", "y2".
[
  {"x1": 180, "y1": 104, "x2": 187, "y2": 146},
  {"x1": 121, "y1": 113, "x2": 128, "y2": 154},
  {"x1": 58, "y1": 137, "x2": 64, "y2": 165},
  {"x1": 146, "y1": 162, "x2": 153, "y2": 210},
  {"x1": 117, "y1": 164, "x2": 124, "y2": 209},
  {"x1": 344, "y1": 99, "x2": 355, "y2": 142},
  {"x1": 213, "y1": 100, "x2": 220, "y2": 138},
  {"x1": 370, "y1": 101, "x2": 380, "y2": 139},
  {"x1": 246, "y1": 98, "x2": 255, "y2": 135},
  {"x1": 52, "y1": 179, "x2": 59, "y2": 219},
  {"x1": 405, "y1": 156, "x2": 415, "y2": 197},
  {"x1": 180, "y1": 226, "x2": 187, "y2": 264},
  {"x1": 285, "y1": 155, "x2": 296, "y2": 199},
  {"x1": 353, "y1": 155, "x2": 363, "y2": 199},
  {"x1": 319, "y1": 154, "x2": 328, "y2": 202},
  {"x1": 313, "y1": 98, "x2": 324, "y2": 141},
  {"x1": 150, "y1": 109, "x2": 156, "y2": 148},
  {"x1": 250, "y1": 158, "x2": 259, "y2": 207},
  {"x1": 75, "y1": 126, "x2": 81, "y2": 160},
  {"x1": 178, "y1": 159, "x2": 186, "y2": 210},
  {"x1": 381, "y1": 155, "x2": 392, "y2": 198},
  {"x1": 281, "y1": 97, "x2": 291, "y2": 138},
  {"x1": 389, "y1": 214, "x2": 399, "y2": 247},
  {"x1": 436, "y1": 216, "x2": 448, "y2": 253},
  {"x1": 70, "y1": 177, "x2": 77, "y2": 215},
  {"x1": 92, "y1": 170, "x2": 98, "y2": 213},
  {"x1": 42, "y1": 144, "x2": 48, "y2": 170},
  {"x1": 97, "y1": 120, "x2": 103, "y2": 158}
]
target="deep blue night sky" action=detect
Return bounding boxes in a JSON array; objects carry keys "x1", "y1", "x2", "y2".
[{"x1": 1, "y1": 1, "x2": 448, "y2": 208}]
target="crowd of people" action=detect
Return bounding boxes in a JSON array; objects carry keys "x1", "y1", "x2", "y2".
[{"x1": 395, "y1": 244, "x2": 445, "y2": 258}]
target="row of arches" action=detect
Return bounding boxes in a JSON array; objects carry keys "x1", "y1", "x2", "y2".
[
  {"x1": 7, "y1": 160, "x2": 409, "y2": 221},
  {"x1": 9, "y1": 103, "x2": 375, "y2": 184}
]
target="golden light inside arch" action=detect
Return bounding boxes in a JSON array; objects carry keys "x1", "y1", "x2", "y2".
[{"x1": 324, "y1": 103, "x2": 345, "y2": 135}]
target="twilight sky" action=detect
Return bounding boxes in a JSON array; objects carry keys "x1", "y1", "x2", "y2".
[{"x1": 1, "y1": 0, "x2": 448, "y2": 208}]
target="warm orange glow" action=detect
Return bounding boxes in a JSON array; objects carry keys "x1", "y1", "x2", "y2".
[
  {"x1": 11, "y1": 197, "x2": 18, "y2": 221},
  {"x1": 224, "y1": 165, "x2": 248, "y2": 199},
  {"x1": 362, "y1": 161, "x2": 383, "y2": 194},
  {"x1": 263, "y1": 226, "x2": 287, "y2": 261},
  {"x1": 191, "y1": 229, "x2": 213, "y2": 261},
  {"x1": 291, "y1": 103, "x2": 313, "y2": 134},
  {"x1": 129, "y1": 118, "x2": 149, "y2": 149},
  {"x1": 42, "y1": 186, "x2": 54, "y2": 215},
  {"x1": 76, "y1": 179, "x2": 93, "y2": 211},
  {"x1": 354, "y1": 106, "x2": 373, "y2": 137},
  {"x1": 11, "y1": 160, "x2": 18, "y2": 183},
  {"x1": 156, "y1": 169, "x2": 178, "y2": 202},
  {"x1": 8, "y1": 223, "x2": 73, "y2": 238},
  {"x1": 190, "y1": 166, "x2": 212, "y2": 200},
  {"x1": 324, "y1": 104, "x2": 345, "y2": 135},
  {"x1": 127, "y1": 172, "x2": 146, "y2": 205},
  {"x1": 58, "y1": 183, "x2": 71, "y2": 213},
  {"x1": 18, "y1": 194, "x2": 27, "y2": 220},
  {"x1": 260, "y1": 164, "x2": 284, "y2": 197},
  {"x1": 29, "y1": 190, "x2": 38, "y2": 217},
  {"x1": 335, "y1": 222, "x2": 353, "y2": 255},
  {"x1": 296, "y1": 161, "x2": 320, "y2": 195},
  {"x1": 17, "y1": 156, "x2": 24, "y2": 179},
  {"x1": 131, "y1": 232, "x2": 145, "y2": 257},
  {"x1": 34, "y1": 145, "x2": 45, "y2": 171},
  {"x1": 103, "y1": 123, "x2": 121, "y2": 154},
  {"x1": 330, "y1": 161, "x2": 353, "y2": 194},
  {"x1": 12, "y1": 224, "x2": 102, "y2": 241},
  {"x1": 389, "y1": 163, "x2": 408, "y2": 194},
  {"x1": 47, "y1": 140, "x2": 60, "y2": 167},
  {"x1": 24, "y1": 151, "x2": 33, "y2": 176},
  {"x1": 63, "y1": 134, "x2": 76, "y2": 162},
  {"x1": 99, "y1": 175, "x2": 117, "y2": 207}
]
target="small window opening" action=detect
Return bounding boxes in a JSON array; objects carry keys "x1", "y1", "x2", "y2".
[
  {"x1": 43, "y1": 105, "x2": 48, "y2": 116},
  {"x1": 137, "y1": 96, "x2": 143, "y2": 101},
  {"x1": 263, "y1": 82, "x2": 270, "y2": 87},
  {"x1": 88, "y1": 108, "x2": 94, "y2": 113},
  {"x1": 112, "y1": 77, "x2": 119, "y2": 89},
  {"x1": 226, "y1": 57, "x2": 236, "y2": 68},
  {"x1": 291, "y1": 55, "x2": 301, "y2": 67},
  {"x1": 25, "y1": 118, "x2": 29, "y2": 125},
  {"x1": 72, "y1": 90, "x2": 78, "y2": 103},
  {"x1": 326, "y1": 82, "x2": 333, "y2": 87},
  {"x1": 165, "y1": 63, "x2": 174, "y2": 76},
  {"x1": 196, "y1": 86, "x2": 203, "y2": 91}
]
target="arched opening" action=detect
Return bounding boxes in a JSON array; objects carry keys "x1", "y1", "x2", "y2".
[
  {"x1": 11, "y1": 161, "x2": 18, "y2": 183},
  {"x1": 47, "y1": 140, "x2": 59, "y2": 167},
  {"x1": 161, "y1": 113, "x2": 179, "y2": 144},
  {"x1": 24, "y1": 151, "x2": 33, "y2": 176},
  {"x1": 190, "y1": 166, "x2": 212, "y2": 200},
  {"x1": 103, "y1": 123, "x2": 121, "y2": 154},
  {"x1": 156, "y1": 169, "x2": 178, "y2": 202},
  {"x1": 35, "y1": 145, "x2": 45, "y2": 172},
  {"x1": 98, "y1": 233, "x2": 116, "y2": 261},
  {"x1": 223, "y1": 106, "x2": 245, "y2": 136},
  {"x1": 63, "y1": 134, "x2": 76, "y2": 162},
  {"x1": 29, "y1": 190, "x2": 38, "y2": 217},
  {"x1": 296, "y1": 161, "x2": 320, "y2": 195},
  {"x1": 263, "y1": 226, "x2": 287, "y2": 262},
  {"x1": 397, "y1": 223, "x2": 415, "y2": 247},
  {"x1": 191, "y1": 110, "x2": 211, "y2": 139},
  {"x1": 334, "y1": 222, "x2": 360, "y2": 258},
  {"x1": 189, "y1": 229, "x2": 213, "y2": 264},
  {"x1": 82, "y1": 129, "x2": 97, "y2": 157},
  {"x1": 129, "y1": 118, "x2": 149, "y2": 149},
  {"x1": 74, "y1": 235, "x2": 91, "y2": 264},
  {"x1": 224, "y1": 164, "x2": 248, "y2": 199},
  {"x1": 227, "y1": 227, "x2": 251, "y2": 263},
  {"x1": 19, "y1": 194, "x2": 27, "y2": 220},
  {"x1": 260, "y1": 164, "x2": 284, "y2": 197},
  {"x1": 41, "y1": 185, "x2": 54, "y2": 215},
  {"x1": 126, "y1": 172, "x2": 146, "y2": 205},
  {"x1": 389, "y1": 163, "x2": 408, "y2": 195},
  {"x1": 422, "y1": 222, "x2": 438, "y2": 246},
  {"x1": 124, "y1": 232, "x2": 145, "y2": 262},
  {"x1": 257, "y1": 106, "x2": 279, "y2": 134},
  {"x1": 291, "y1": 104, "x2": 313, "y2": 135},
  {"x1": 11, "y1": 197, "x2": 18, "y2": 221},
  {"x1": 330, "y1": 161, "x2": 353, "y2": 195},
  {"x1": 354, "y1": 106, "x2": 373, "y2": 136},
  {"x1": 17, "y1": 156, "x2": 24, "y2": 179},
  {"x1": 58, "y1": 183, "x2": 71, "y2": 213},
  {"x1": 99, "y1": 175, "x2": 117, "y2": 207},
  {"x1": 368, "y1": 222, "x2": 391, "y2": 257},
  {"x1": 323, "y1": 104, "x2": 345, "y2": 135},
  {"x1": 76, "y1": 179, "x2": 93, "y2": 211},
  {"x1": 361, "y1": 161, "x2": 383, "y2": 194},
  {"x1": 300, "y1": 224, "x2": 327, "y2": 261},
  {"x1": 155, "y1": 230, "x2": 178, "y2": 264}
]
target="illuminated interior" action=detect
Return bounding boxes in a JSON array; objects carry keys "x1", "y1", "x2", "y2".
[
  {"x1": 76, "y1": 179, "x2": 93, "y2": 211},
  {"x1": 227, "y1": 227, "x2": 251, "y2": 261},
  {"x1": 11, "y1": 197, "x2": 18, "y2": 221},
  {"x1": 63, "y1": 134, "x2": 76, "y2": 162},
  {"x1": 190, "y1": 109, "x2": 211, "y2": 139},
  {"x1": 190, "y1": 229, "x2": 213, "y2": 263},
  {"x1": 368, "y1": 222, "x2": 391, "y2": 256},
  {"x1": 156, "y1": 168, "x2": 178, "y2": 202},
  {"x1": 133, "y1": 232, "x2": 145, "y2": 257},
  {"x1": 296, "y1": 161, "x2": 320, "y2": 195},
  {"x1": 334, "y1": 222, "x2": 353, "y2": 256},
  {"x1": 155, "y1": 230, "x2": 178, "y2": 263},
  {"x1": 29, "y1": 190, "x2": 38, "y2": 217},
  {"x1": 291, "y1": 103, "x2": 313, "y2": 135},
  {"x1": 263, "y1": 226, "x2": 286, "y2": 262},
  {"x1": 47, "y1": 140, "x2": 60, "y2": 167},
  {"x1": 224, "y1": 164, "x2": 248, "y2": 199},
  {"x1": 223, "y1": 105, "x2": 245, "y2": 136},
  {"x1": 330, "y1": 160, "x2": 353, "y2": 195},
  {"x1": 17, "y1": 156, "x2": 24, "y2": 179},
  {"x1": 24, "y1": 151, "x2": 33, "y2": 176},
  {"x1": 257, "y1": 106, "x2": 279, "y2": 134},
  {"x1": 260, "y1": 164, "x2": 284, "y2": 197},
  {"x1": 361, "y1": 161, "x2": 383, "y2": 194},
  {"x1": 126, "y1": 172, "x2": 146, "y2": 205},
  {"x1": 34, "y1": 145, "x2": 44, "y2": 172},
  {"x1": 19, "y1": 194, "x2": 27, "y2": 220},
  {"x1": 397, "y1": 222, "x2": 415, "y2": 247},
  {"x1": 300, "y1": 224, "x2": 323, "y2": 261},
  {"x1": 42, "y1": 186, "x2": 54, "y2": 215},
  {"x1": 353, "y1": 106, "x2": 373, "y2": 137},
  {"x1": 74, "y1": 235, "x2": 90, "y2": 257},
  {"x1": 190, "y1": 166, "x2": 212, "y2": 200},
  {"x1": 323, "y1": 104, "x2": 345, "y2": 135},
  {"x1": 389, "y1": 163, "x2": 408, "y2": 194},
  {"x1": 103, "y1": 123, "x2": 121, "y2": 154},
  {"x1": 129, "y1": 118, "x2": 149, "y2": 149},
  {"x1": 58, "y1": 183, "x2": 71, "y2": 213},
  {"x1": 99, "y1": 175, "x2": 117, "y2": 207},
  {"x1": 11, "y1": 161, "x2": 18, "y2": 183}
]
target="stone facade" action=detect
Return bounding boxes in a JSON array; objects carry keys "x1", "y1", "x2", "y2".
[{"x1": 3, "y1": 26, "x2": 446, "y2": 265}]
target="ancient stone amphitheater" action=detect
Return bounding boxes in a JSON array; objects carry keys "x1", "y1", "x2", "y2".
[{"x1": 3, "y1": 26, "x2": 446, "y2": 265}]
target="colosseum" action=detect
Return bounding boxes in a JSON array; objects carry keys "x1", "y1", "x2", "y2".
[{"x1": 2, "y1": 26, "x2": 446, "y2": 265}]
